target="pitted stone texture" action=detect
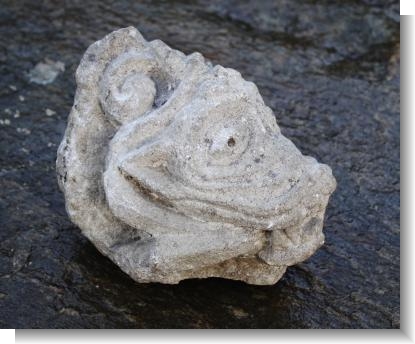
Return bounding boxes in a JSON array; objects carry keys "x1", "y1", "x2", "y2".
[{"x1": 57, "y1": 27, "x2": 336, "y2": 285}]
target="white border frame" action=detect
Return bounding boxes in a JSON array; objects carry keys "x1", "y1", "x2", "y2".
[
  {"x1": 401, "y1": 0, "x2": 415, "y2": 15},
  {"x1": 1, "y1": 11, "x2": 409, "y2": 344}
]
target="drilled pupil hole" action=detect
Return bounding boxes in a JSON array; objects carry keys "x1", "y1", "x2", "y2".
[{"x1": 227, "y1": 137, "x2": 236, "y2": 147}]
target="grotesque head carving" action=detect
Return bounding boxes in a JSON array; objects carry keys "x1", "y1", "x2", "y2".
[{"x1": 57, "y1": 27, "x2": 336, "y2": 285}]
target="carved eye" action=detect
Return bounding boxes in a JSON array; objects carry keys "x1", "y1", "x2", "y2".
[
  {"x1": 227, "y1": 137, "x2": 236, "y2": 147},
  {"x1": 206, "y1": 126, "x2": 250, "y2": 165}
]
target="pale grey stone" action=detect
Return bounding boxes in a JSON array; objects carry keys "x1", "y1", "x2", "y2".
[
  {"x1": 29, "y1": 59, "x2": 65, "y2": 85},
  {"x1": 56, "y1": 27, "x2": 336, "y2": 285}
]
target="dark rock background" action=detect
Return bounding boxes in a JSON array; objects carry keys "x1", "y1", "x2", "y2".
[{"x1": 0, "y1": 0, "x2": 399, "y2": 328}]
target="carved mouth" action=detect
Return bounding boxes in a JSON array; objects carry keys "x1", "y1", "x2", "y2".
[
  {"x1": 118, "y1": 166, "x2": 175, "y2": 208},
  {"x1": 119, "y1": 163, "x2": 326, "y2": 268},
  {"x1": 258, "y1": 215, "x2": 325, "y2": 266},
  {"x1": 118, "y1": 158, "x2": 333, "y2": 233}
]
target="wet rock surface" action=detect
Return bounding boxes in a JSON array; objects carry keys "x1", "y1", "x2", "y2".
[{"x1": 0, "y1": 0, "x2": 399, "y2": 328}]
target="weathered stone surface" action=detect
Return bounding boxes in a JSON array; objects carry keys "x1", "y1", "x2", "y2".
[
  {"x1": 57, "y1": 27, "x2": 336, "y2": 285},
  {"x1": 0, "y1": 0, "x2": 399, "y2": 328}
]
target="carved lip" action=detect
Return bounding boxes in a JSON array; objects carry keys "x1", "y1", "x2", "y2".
[
  {"x1": 118, "y1": 145, "x2": 336, "y2": 205},
  {"x1": 118, "y1": 166, "x2": 176, "y2": 208},
  {"x1": 258, "y1": 215, "x2": 325, "y2": 266},
  {"x1": 118, "y1": 161, "x2": 332, "y2": 233}
]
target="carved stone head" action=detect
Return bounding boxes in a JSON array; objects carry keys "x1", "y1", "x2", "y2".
[{"x1": 57, "y1": 27, "x2": 336, "y2": 285}]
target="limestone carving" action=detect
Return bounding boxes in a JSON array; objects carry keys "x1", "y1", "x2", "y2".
[{"x1": 57, "y1": 27, "x2": 336, "y2": 285}]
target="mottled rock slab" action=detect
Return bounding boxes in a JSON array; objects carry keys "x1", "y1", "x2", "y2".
[
  {"x1": 0, "y1": 0, "x2": 399, "y2": 328},
  {"x1": 57, "y1": 27, "x2": 336, "y2": 285}
]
